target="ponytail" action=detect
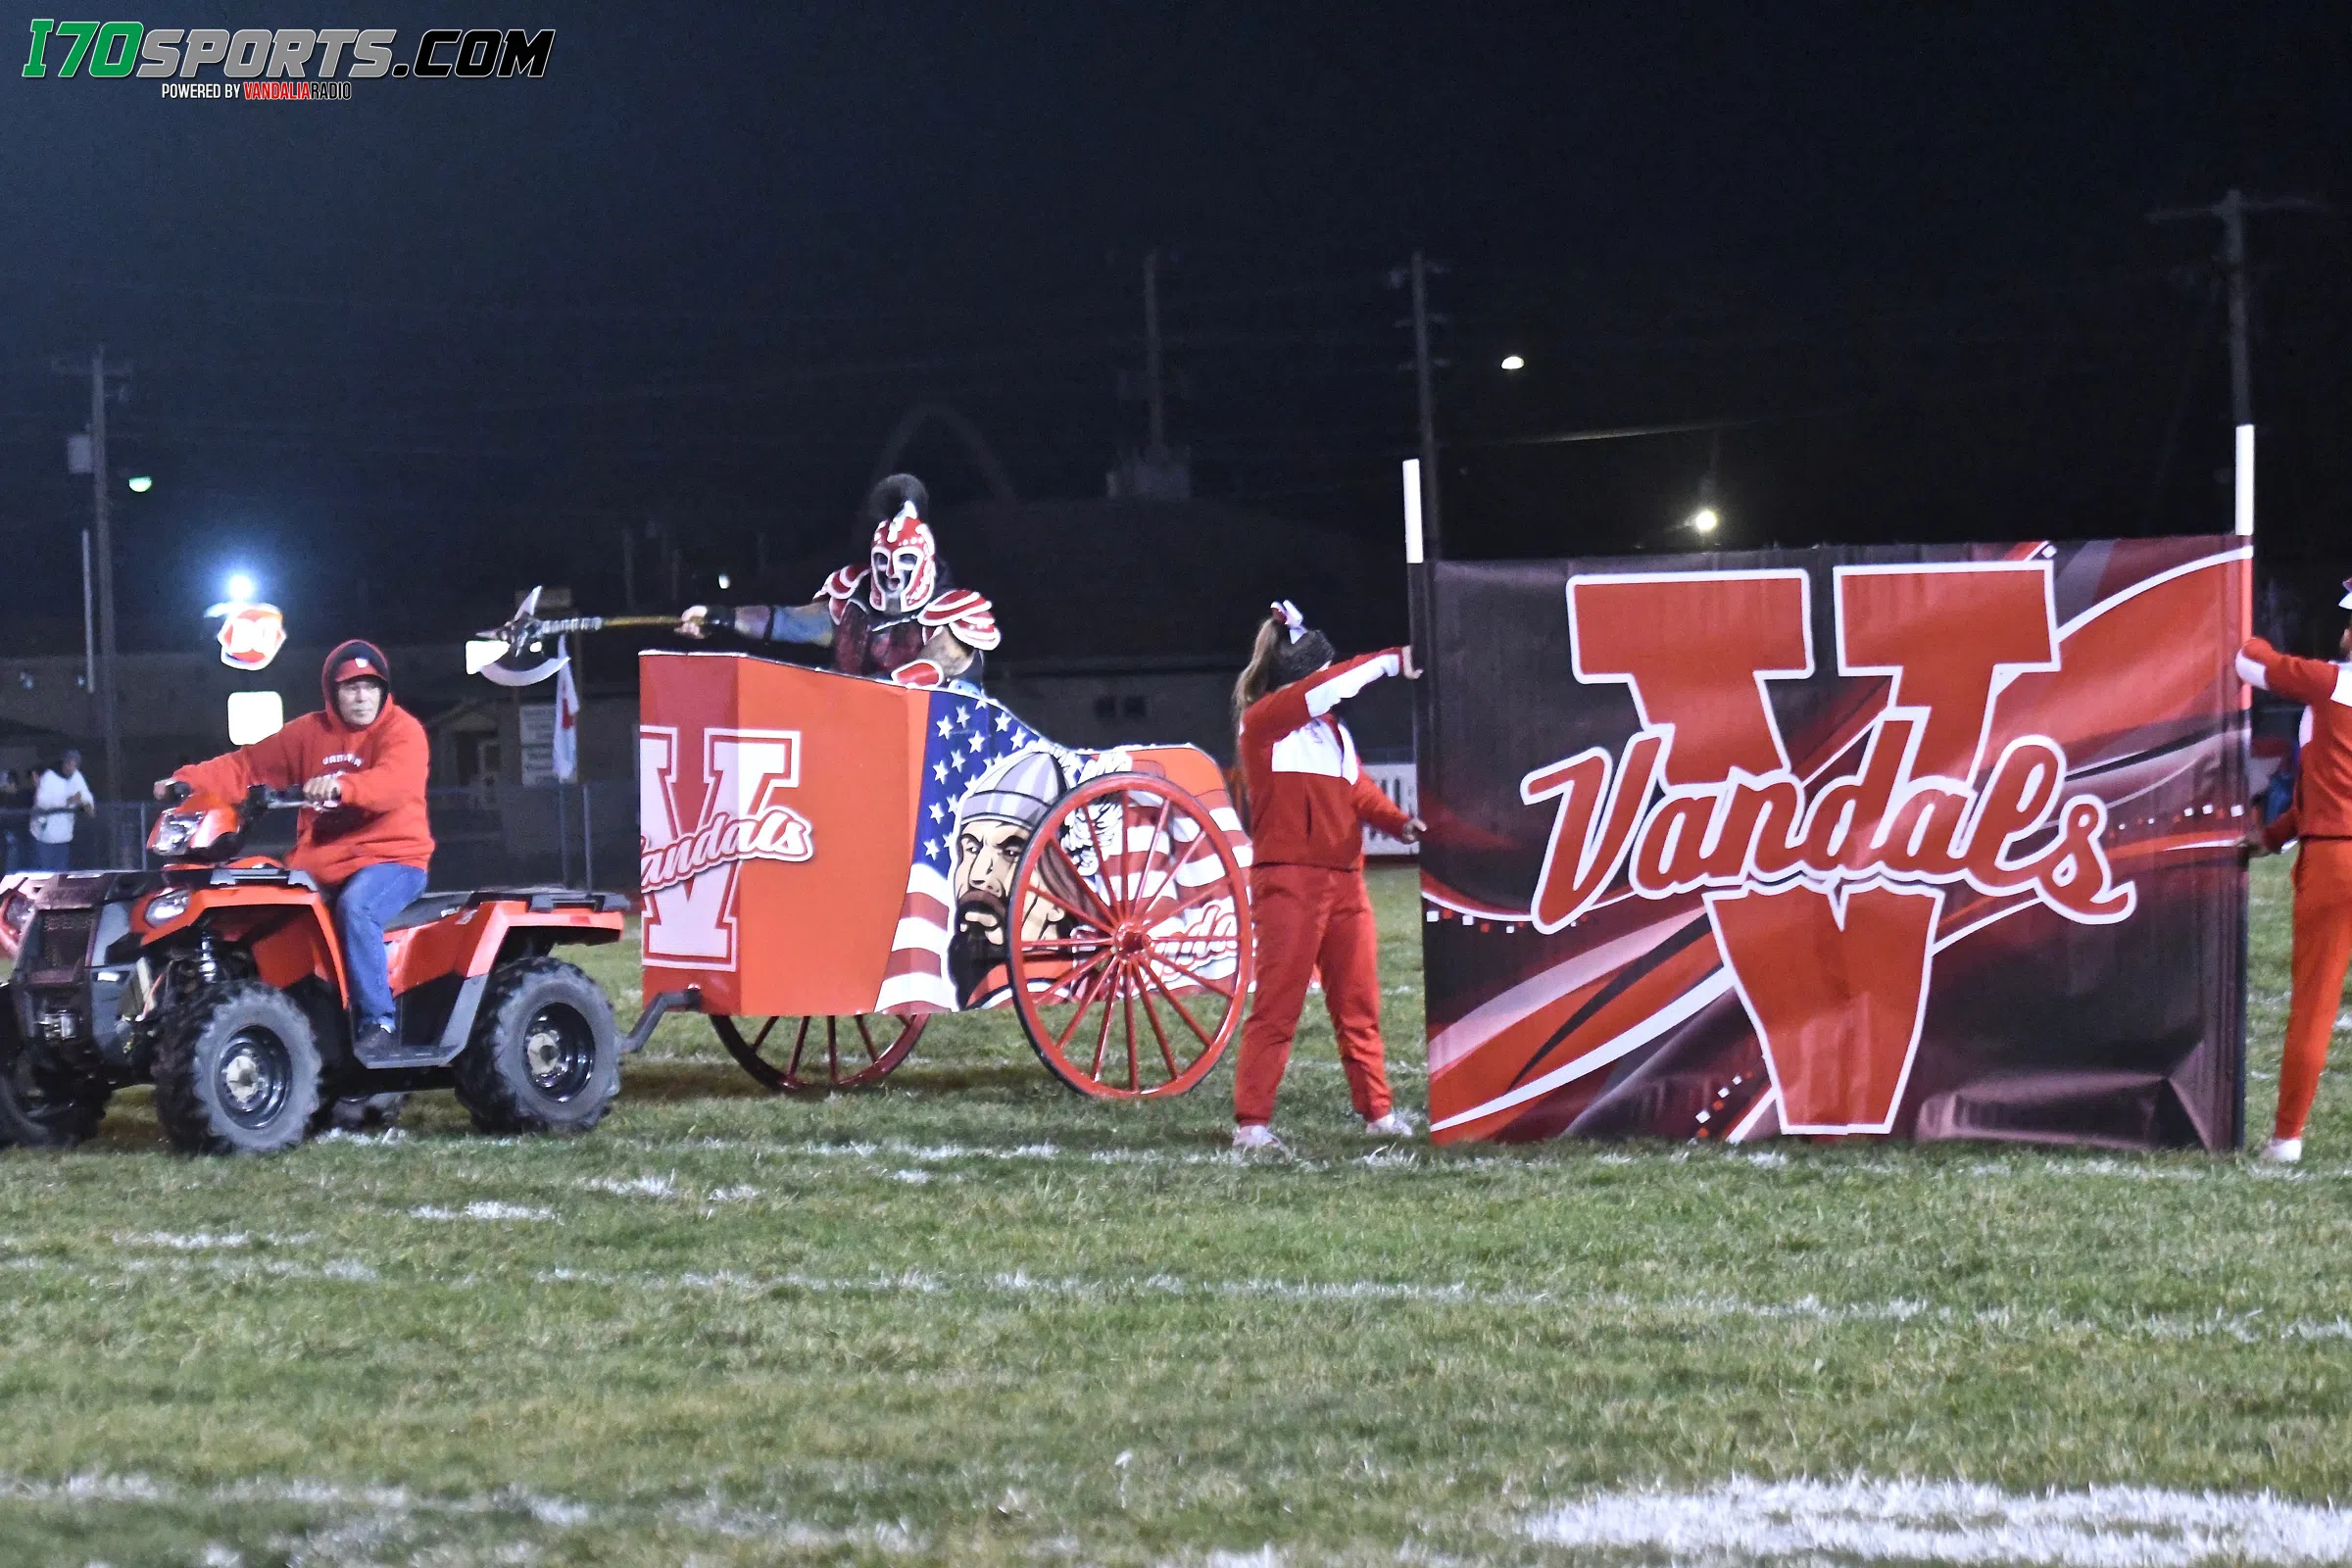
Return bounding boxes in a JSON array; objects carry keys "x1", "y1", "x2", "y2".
[
  {"x1": 1233, "y1": 614, "x2": 1288, "y2": 737},
  {"x1": 1229, "y1": 613, "x2": 1291, "y2": 824}
]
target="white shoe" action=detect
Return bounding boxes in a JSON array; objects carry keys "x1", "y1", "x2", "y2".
[
  {"x1": 1232, "y1": 1124, "x2": 1287, "y2": 1154},
  {"x1": 2262, "y1": 1137, "x2": 2303, "y2": 1164},
  {"x1": 1363, "y1": 1111, "x2": 1415, "y2": 1138}
]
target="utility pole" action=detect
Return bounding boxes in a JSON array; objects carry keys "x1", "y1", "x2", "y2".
[
  {"x1": 1144, "y1": 249, "x2": 1166, "y2": 459},
  {"x1": 53, "y1": 349, "x2": 128, "y2": 799},
  {"x1": 2148, "y1": 189, "x2": 2326, "y2": 537},
  {"x1": 1407, "y1": 251, "x2": 1445, "y2": 559},
  {"x1": 88, "y1": 348, "x2": 122, "y2": 800},
  {"x1": 2149, "y1": 190, "x2": 2323, "y2": 1154},
  {"x1": 1393, "y1": 253, "x2": 1448, "y2": 837}
]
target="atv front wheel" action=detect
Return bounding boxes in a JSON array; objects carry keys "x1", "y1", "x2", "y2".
[
  {"x1": 152, "y1": 982, "x2": 322, "y2": 1156},
  {"x1": 454, "y1": 958, "x2": 618, "y2": 1135},
  {"x1": 0, "y1": 1014, "x2": 108, "y2": 1150}
]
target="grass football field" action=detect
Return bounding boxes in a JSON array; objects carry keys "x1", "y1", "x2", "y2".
[{"x1": 3, "y1": 861, "x2": 2350, "y2": 1565}]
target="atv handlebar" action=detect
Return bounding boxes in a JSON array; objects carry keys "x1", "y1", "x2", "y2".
[
  {"x1": 250, "y1": 787, "x2": 314, "y2": 812},
  {"x1": 156, "y1": 781, "x2": 312, "y2": 814}
]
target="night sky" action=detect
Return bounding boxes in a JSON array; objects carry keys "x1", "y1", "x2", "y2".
[{"x1": 2, "y1": 4, "x2": 2346, "y2": 653}]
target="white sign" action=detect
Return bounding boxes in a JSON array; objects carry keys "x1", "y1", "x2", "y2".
[
  {"x1": 518, "y1": 706, "x2": 556, "y2": 785},
  {"x1": 226, "y1": 690, "x2": 283, "y2": 746},
  {"x1": 1363, "y1": 761, "x2": 1418, "y2": 857}
]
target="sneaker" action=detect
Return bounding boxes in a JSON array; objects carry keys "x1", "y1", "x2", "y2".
[
  {"x1": 1232, "y1": 1123, "x2": 1287, "y2": 1154},
  {"x1": 351, "y1": 1020, "x2": 396, "y2": 1056},
  {"x1": 2262, "y1": 1136, "x2": 2303, "y2": 1164},
  {"x1": 1363, "y1": 1111, "x2": 1416, "y2": 1138}
]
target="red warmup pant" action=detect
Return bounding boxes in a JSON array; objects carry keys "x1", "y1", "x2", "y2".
[
  {"x1": 2278, "y1": 840, "x2": 2352, "y2": 1141},
  {"x1": 1234, "y1": 863, "x2": 1392, "y2": 1125}
]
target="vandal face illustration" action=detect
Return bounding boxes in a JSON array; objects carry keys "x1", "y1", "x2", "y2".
[
  {"x1": 951, "y1": 816, "x2": 1031, "y2": 947},
  {"x1": 948, "y1": 746, "x2": 1072, "y2": 1005}
]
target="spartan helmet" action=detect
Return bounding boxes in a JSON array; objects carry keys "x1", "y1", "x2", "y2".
[{"x1": 864, "y1": 473, "x2": 938, "y2": 614}]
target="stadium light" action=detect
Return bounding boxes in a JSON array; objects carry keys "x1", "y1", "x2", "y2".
[
  {"x1": 125, "y1": 474, "x2": 153, "y2": 493},
  {"x1": 1499, "y1": 354, "x2": 1526, "y2": 371},
  {"x1": 225, "y1": 572, "x2": 256, "y2": 603},
  {"x1": 1688, "y1": 507, "x2": 1721, "y2": 535},
  {"x1": 717, "y1": 572, "x2": 731, "y2": 590}
]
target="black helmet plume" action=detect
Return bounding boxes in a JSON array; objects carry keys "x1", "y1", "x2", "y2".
[{"x1": 865, "y1": 473, "x2": 930, "y2": 526}]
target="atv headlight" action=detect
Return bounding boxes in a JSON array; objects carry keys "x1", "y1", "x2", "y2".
[
  {"x1": 0, "y1": 891, "x2": 30, "y2": 939},
  {"x1": 149, "y1": 812, "x2": 199, "y2": 857},
  {"x1": 143, "y1": 888, "x2": 192, "y2": 926}
]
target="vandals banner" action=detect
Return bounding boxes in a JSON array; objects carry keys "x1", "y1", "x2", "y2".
[{"x1": 1421, "y1": 538, "x2": 2250, "y2": 1151}]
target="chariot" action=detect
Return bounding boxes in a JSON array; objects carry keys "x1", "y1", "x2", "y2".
[{"x1": 633, "y1": 652, "x2": 1254, "y2": 1098}]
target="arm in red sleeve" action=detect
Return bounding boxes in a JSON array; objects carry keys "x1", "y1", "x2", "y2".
[
  {"x1": 172, "y1": 725, "x2": 307, "y2": 807},
  {"x1": 1350, "y1": 770, "x2": 1411, "y2": 839},
  {"x1": 2237, "y1": 639, "x2": 2348, "y2": 709},
  {"x1": 2264, "y1": 805, "x2": 2301, "y2": 854},
  {"x1": 333, "y1": 716, "x2": 428, "y2": 816},
  {"x1": 1240, "y1": 649, "x2": 1404, "y2": 749}
]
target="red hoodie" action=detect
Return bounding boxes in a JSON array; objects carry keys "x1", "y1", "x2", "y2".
[
  {"x1": 172, "y1": 640, "x2": 434, "y2": 887},
  {"x1": 1239, "y1": 649, "x2": 1412, "y2": 869}
]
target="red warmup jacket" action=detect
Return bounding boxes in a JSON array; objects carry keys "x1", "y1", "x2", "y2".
[
  {"x1": 173, "y1": 642, "x2": 434, "y2": 887},
  {"x1": 1239, "y1": 649, "x2": 1412, "y2": 870},
  {"x1": 2239, "y1": 637, "x2": 2352, "y2": 849}
]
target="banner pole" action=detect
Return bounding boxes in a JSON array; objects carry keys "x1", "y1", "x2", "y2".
[
  {"x1": 2233, "y1": 426, "x2": 2255, "y2": 1151},
  {"x1": 1402, "y1": 456, "x2": 1434, "y2": 850}
]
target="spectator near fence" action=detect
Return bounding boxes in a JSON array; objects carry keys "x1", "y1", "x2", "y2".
[{"x1": 28, "y1": 751, "x2": 95, "y2": 871}]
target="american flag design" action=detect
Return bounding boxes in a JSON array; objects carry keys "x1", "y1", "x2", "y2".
[
  {"x1": 873, "y1": 689, "x2": 1053, "y2": 1013},
  {"x1": 871, "y1": 687, "x2": 1251, "y2": 1015}
]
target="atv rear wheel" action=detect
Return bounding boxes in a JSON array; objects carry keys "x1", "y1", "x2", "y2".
[
  {"x1": 454, "y1": 957, "x2": 618, "y2": 1135},
  {"x1": 0, "y1": 1011, "x2": 108, "y2": 1149},
  {"x1": 153, "y1": 981, "x2": 322, "y2": 1156}
]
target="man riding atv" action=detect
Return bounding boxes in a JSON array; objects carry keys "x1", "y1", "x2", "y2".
[
  {"x1": 158, "y1": 640, "x2": 431, "y2": 1055},
  {"x1": 678, "y1": 473, "x2": 1001, "y2": 690}
]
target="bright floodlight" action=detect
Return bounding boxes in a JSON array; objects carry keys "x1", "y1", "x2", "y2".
[
  {"x1": 717, "y1": 572, "x2": 731, "y2": 590},
  {"x1": 125, "y1": 475, "x2": 153, "y2": 493},
  {"x1": 1499, "y1": 354, "x2": 1526, "y2": 371},
  {"x1": 225, "y1": 572, "x2": 257, "y2": 602},
  {"x1": 1689, "y1": 507, "x2": 1721, "y2": 535}
]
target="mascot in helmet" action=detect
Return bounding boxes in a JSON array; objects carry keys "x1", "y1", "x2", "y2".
[{"x1": 679, "y1": 473, "x2": 1001, "y2": 689}]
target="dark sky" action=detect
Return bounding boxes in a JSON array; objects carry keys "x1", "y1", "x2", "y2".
[{"x1": 2, "y1": 3, "x2": 2346, "y2": 652}]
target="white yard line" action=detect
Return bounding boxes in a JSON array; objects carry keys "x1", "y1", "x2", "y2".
[
  {"x1": 0, "y1": 1470, "x2": 926, "y2": 1554},
  {"x1": 1, "y1": 1252, "x2": 379, "y2": 1284},
  {"x1": 1528, "y1": 1474, "x2": 2352, "y2": 1565},
  {"x1": 408, "y1": 1201, "x2": 556, "y2": 1222},
  {"x1": 601, "y1": 1132, "x2": 2352, "y2": 1185}
]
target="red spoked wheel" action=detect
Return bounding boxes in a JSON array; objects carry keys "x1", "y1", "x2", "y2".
[
  {"x1": 711, "y1": 1013, "x2": 927, "y2": 1093},
  {"x1": 1005, "y1": 772, "x2": 1252, "y2": 1099}
]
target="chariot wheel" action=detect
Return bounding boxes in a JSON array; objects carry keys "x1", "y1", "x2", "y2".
[
  {"x1": 712, "y1": 1012, "x2": 927, "y2": 1093},
  {"x1": 1006, "y1": 772, "x2": 1251, "y2": 1099}
]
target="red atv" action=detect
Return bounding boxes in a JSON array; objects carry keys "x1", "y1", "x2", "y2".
[{"x1": 0, "y1": 784, "x2": 665, "y2": 1154}]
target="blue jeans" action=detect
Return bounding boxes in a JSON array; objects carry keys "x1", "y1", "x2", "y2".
[
  {"x1": 336, "y1": 862, "x2": 428, "y2": 1032},
  {"x1": 30, "y1": 839, "x2": 71, "y2": 871}
]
